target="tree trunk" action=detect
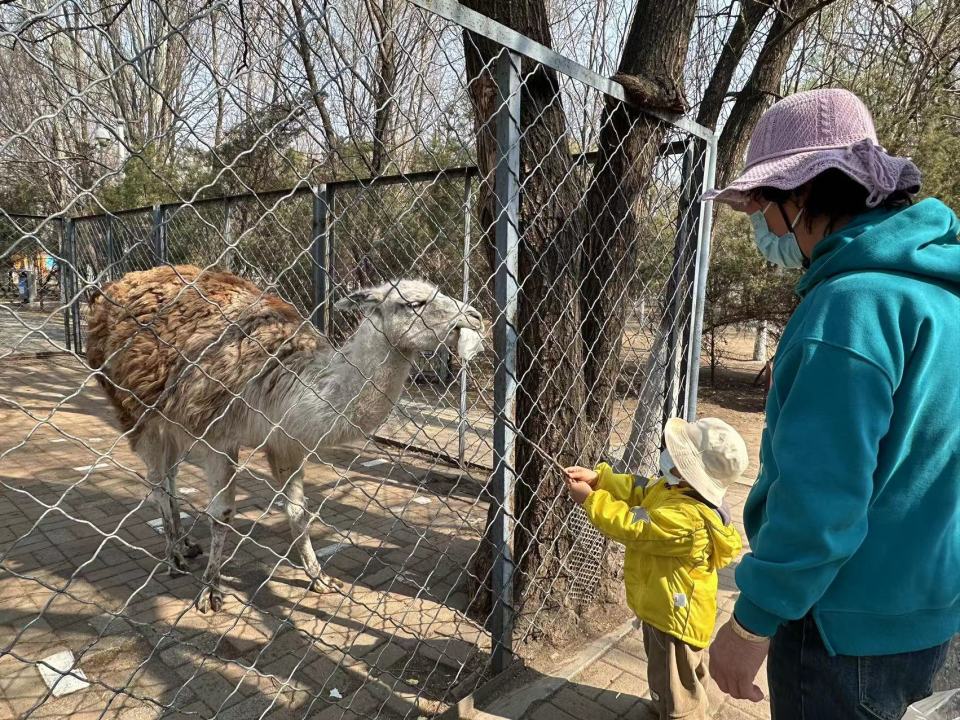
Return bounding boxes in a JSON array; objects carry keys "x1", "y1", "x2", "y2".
[
  {"x1": 716, "y1": 0, "x2": 836, "y2": 186},
  {"x1": 463, "y1": 0, "x2": 697, "y2": 636},
  {"x1": 290, "y1": 0, "x2": 339, "y2": 152},
  {"x1": 696, "y1": 0, "x2": 769, "y2": 130},
  {"x1": 369, "y1": 0, "x2": 398, "y2": 175},
  {"x1": 710, "y1": 327, "x2": 717, "y2": 386},
  {"x1": 462, "y1": 0, "x2": 589, "y2": 625},
  {"x1": 753, "y1": 319, "x2": 768, "y2": 361},
  {"x1": 580, "y1": 0, "x2": 697, "y2": 443}
]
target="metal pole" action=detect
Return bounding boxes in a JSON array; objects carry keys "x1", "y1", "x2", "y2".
[
  {"x1": 65, "y1": 218, "x2": 82, "y2": 355},
  {"x1": 311, "y1": 186, "x2": 330, "y2": 333},
  {"x1": 661, "y1": 141, "x2": 696, "y2": 427},
  {"x1": 223, "y1": 200, "x2": 235, "y2": 273},
  {"x1": 490, "y1": 49, "x2": 520, "y2": 675},
  {"x1": 152, "y1": 204, "x2": 166, "y2": 265},
  {"x1": 671, "y1": 138, "x2": 706, "y2": 422},
  {"x1": 684, "y1": 135, "x2": 718, "y2": 420},
  {"x1": 327, "y1": 187, "x2": 336, "y2": 328},
  {"x1": 73, "y1": 222, "x2": 83, "y2": 354},
  {"x1": 60, "y1": 219, "x2": 71, "y2": 353},
  {"x1": 458, "y1": 174, "x2": 473, "y2": 467},
  {"x1": 105, "y1": 215, "x2": 115, "y2": 281}
]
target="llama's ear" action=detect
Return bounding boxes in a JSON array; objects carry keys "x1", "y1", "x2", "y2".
[{"x1": 334, "y1": 289, "x2": 376, "y2": 311}]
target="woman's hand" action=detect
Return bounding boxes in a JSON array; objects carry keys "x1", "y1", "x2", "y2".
[{"x1": 709, "y1": 620, "x2": 769, "y2": 702}]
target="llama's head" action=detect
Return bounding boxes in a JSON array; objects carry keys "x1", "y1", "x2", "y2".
[{"x1": 334, "y1": 279, "x2": 484, "y2": 357}]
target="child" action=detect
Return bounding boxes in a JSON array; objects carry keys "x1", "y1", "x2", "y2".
[{"x1": 564, "y1": 417, "x2": 747, "y2": 720}]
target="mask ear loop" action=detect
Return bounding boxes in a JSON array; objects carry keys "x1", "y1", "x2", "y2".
[
  {"x1": 777, "y1": 202, "x2": 811, "y2": 265},
  {"x1": 777, "y1": 203, "x2": 805, "y2": 233}
]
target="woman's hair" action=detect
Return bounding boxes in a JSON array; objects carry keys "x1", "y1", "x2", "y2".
[{"x1": 753, "y1": 168, "x2": 912, "y2": 235}]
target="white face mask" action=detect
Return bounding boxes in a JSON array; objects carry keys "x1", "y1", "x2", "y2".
[
  {"x1": 659, "y1": 449, "x2": 680, "y2": 486},
  {"x1": 750, "y1": 202, "x2": 805, "y2": 269}
]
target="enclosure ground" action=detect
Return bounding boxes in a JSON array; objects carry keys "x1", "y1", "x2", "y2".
[
  {"x1": 1, "y1": 304, "x2": 68, "y2": 358},
  {"x1": 0, "y1": 354, "x2": 495, "y2": 719},
  {"x1": 0, "y1": 331, "x2": 773, "y2": 719}
]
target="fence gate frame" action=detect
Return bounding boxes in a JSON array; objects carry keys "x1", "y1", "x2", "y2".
[{"x1": 408, "y1": 0, "x2": 719, "y2": 674}]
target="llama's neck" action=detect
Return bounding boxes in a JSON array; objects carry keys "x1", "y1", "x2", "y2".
[
  {"x1": 294, "y1": 319, "x2": 414, "y2": 447},
  {"x1": 339, "y1": 319, "x2": 414, "y2": 405}
]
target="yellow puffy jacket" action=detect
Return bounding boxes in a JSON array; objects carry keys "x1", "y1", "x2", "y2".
[{"x1": 581, "y1": 463, "x2": 742, "y2": 648}]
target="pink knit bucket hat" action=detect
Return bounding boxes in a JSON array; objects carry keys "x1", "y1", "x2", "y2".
[{"x1": 704, "y1": 88, "x2": 921, "y2": 207}]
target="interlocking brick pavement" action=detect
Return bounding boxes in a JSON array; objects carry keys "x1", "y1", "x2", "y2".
[{"x1": 0, "y1": 355, "x2": 495, "y2": 718}]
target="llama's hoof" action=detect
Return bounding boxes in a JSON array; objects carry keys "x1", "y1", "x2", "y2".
[
  {"x1": 196, "y1": 587, "x2": 223, "y2": 613},
  {"x1": 181, "y1": 538, "x2": 203, "y2": 559},
  {"x1": 309, "y1": 574, "x2": 343, "y2": 594},
  {"x1": 165, "y1": 552, "x2": 190, "y2": 576}
]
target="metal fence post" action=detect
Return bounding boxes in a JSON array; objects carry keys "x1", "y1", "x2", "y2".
[
  {"x1": 105, "y1": 215, "x2": 116, "y2": 280},
  {"x1": 490, "y1": 49, "x2": 521, "y2": 675},
  {"x1": 661, "y1": 145, "x2": 693, "y2": 426},
  {"x1": 152, "y1": 204, "x2": 166, "y2": 265},
  {"x1": 60, "y1": 218, "x2": 71, "y2": 352},
  {"x1": 458, "y1": 173, "x2": 474, "y2": 467},
  {"x1": 683, "y1": 136, "x2": 718, "y2": 420},
  {"x1": 311, "y1": 186, "x2": 331, "y2": 333},
  {"x1": 663, "y1": 138, "x2": 706, "y2": 426},
  {"x1": 64, "y1": 218, "x2": 83, "y2": 354},
  {"x1": 223, "y1": 200, "x2": 235, "y2": 272}
]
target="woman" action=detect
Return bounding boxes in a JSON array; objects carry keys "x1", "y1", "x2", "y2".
[{"x1": 704, "y1": 88, "x2": 959, "y2": 718}]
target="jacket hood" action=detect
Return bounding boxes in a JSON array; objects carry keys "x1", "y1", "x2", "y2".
[
  {"x1": 700, "y1": 503, "x2": 741, "y2": 571},
  {"x1": 797, "y1": 198, "x2": 960, "y2": 298}
]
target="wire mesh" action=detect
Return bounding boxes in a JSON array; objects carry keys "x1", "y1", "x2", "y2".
[
  {"x1": 0, "y1": 1, "x2": 715, "y2": 717},
  {"x1": 0, "y1": 215, "x2": 66, "y2": 357}
]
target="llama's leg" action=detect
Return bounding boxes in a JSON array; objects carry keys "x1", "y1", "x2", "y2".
[
  {"x1": 196, "y1": 451, "x2": 237, "y2": 613},
  {"x1": 268, "y1": 452, "x2": 342, "y2": 593},
  {"x1": 144, "y1": 436, "x2": 192, "y2": 575},
  {"x1": 162, "y1": 457, "x2": 203, "y2": 560}
]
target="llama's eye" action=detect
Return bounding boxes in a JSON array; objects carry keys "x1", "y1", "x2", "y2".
[{"x1": 407, "y1": 300, "x2": 426, "y2": 309}]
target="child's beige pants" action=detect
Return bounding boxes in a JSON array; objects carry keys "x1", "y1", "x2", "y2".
[{"x1": 642, "y1": 622, "x2": 708, "y2": 720}]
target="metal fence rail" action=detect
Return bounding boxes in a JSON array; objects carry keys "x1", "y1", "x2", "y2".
[{"x1": 0, "y1": 0, "x2": 716, "y2": 717}]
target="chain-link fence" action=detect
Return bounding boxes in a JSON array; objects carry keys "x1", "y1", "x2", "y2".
[{"x1": 0, "y1": 0, "x2": 716, "y2": 717}]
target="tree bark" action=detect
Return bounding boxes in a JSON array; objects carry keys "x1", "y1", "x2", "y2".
[
  {"x1": 696, "y1": 0, "x2": 769, "y2": 130},
  {"x1": 368, "y1": 0, "x2": 398, "y2": 175},
  {"x1": 580, "y1": 0, "x2": 697, "y2": 446},
  {"x1": 462, "y1": 0, "x2": 589, "y2": 624},
  {"x1": 290, "y1": 0, "x2": 339, "y2": 151}
]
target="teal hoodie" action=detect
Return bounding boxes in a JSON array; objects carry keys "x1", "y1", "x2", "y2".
[{"x1": 734, "y1": 198, "x2": 960, "y2": 656}]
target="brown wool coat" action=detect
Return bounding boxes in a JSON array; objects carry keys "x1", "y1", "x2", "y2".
[{"x1": 86, "y1": 265, "x2": 326, "y2": 447}]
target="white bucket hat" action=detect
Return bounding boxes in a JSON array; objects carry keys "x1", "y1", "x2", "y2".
[{"x1": 664, "y1": 417, "x2": 748, "y2": 507}]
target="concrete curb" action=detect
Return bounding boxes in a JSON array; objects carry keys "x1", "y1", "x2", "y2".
[{"x1": 440, "y1": 618, "x2": 637, "y2": 720}]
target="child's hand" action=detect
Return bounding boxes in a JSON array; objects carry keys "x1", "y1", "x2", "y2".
[
  {"x1": 564, "y1": 466, "x2": 599, "y2": 488},
  {"x1": 564, "y1": 476, "x2": 593, "y2": 505},
  {"x1": 564, "y1": 467, "x2": 597, "y2": 505}
]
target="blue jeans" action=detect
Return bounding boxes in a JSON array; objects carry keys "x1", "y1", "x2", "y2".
[{"x1": 767, "y1": 614, "x2": 949, "y2": 720}]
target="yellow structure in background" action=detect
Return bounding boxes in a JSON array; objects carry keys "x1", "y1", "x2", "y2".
[{"x1": 11, "y1": 250, "x2": 55, "y2": 274}]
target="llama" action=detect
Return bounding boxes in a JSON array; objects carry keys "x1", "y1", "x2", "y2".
[{"x1": 86, "y1": 265, "x2": 483, "y2": 612}]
